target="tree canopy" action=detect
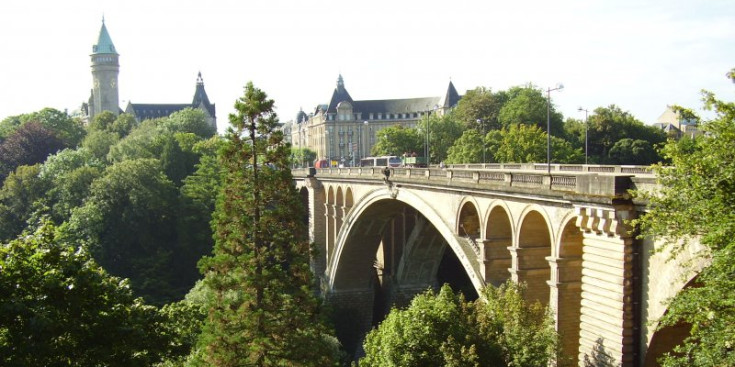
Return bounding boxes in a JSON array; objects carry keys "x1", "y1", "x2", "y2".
[
  {"x1": 360, "y1": 282, "x2": 559, "y2": 367},
  {"x1": 194, "y1": 82, "x2": 339, "y2": 366},
  {"x1": 635, "y1": 68, "x2": 735, "y2": 366}
]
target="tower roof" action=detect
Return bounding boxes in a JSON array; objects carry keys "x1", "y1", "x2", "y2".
[
  {"x1": 192, "y1": 72, "x2": 216, "y2": 118},
  {"x1": 92, "y1": 18, "x2": 117, "y2": 55},
  {"x1": 326, "y1": 74, "x2": 354, "y2": 113},
  {"x1": 439, "y1": 80, "x2": 461, "y2": 109}
]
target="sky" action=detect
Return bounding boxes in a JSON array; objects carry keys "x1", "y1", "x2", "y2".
[{"x1": 1, "y1": 0, "x2": 733, "y2": 134}]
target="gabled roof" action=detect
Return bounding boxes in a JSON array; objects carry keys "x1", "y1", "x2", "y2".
[{"x1": 92, "y1": 18, "x2": 117, "y2": 55}]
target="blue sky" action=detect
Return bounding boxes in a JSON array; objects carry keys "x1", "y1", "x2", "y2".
[{"x1": 1, "y1": 0, "x2": 733, "y2": 133}]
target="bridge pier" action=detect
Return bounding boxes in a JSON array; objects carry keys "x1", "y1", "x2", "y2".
[
  {"x1": 325, "y1": 288, "x2": 375, "y2": 359},
  {"x1": 576, "y1": 206, "x2": 639, "y2": 367},
  {"x1": 479, "y1": 237, "x2": 512, "y2": 287}
]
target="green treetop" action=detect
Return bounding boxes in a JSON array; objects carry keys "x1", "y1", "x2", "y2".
[{"x1": 194, "y1": 82, "x2": 339, "y2": 366}]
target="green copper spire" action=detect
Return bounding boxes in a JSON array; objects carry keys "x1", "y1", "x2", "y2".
[{"x1": 92, "y1": 17, "x2": 117, "y2": 55}]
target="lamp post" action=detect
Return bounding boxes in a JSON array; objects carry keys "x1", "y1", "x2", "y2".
[
  {"x1": 578, "y1": 107, "x2": 589, "y2": 165},
  {"x1": 546, "y1": 84, "x2": 564, "y2": 175},
  {"x1": 477, "y1": 118, "x2": 486, "y2": 165},
  {"x1": 325, "y1": 129, "x2": 331, "y2": 167},
  {"x1": 425, "y1": 105, "x2": 438, "y2": 166},
  {"x1": 363, "y1": 120, "x2": 369, "y2": 160}
]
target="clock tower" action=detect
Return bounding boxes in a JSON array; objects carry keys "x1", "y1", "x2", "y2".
[{"x1": 89, "y1": 17, "x2": 120, "y2": 119}]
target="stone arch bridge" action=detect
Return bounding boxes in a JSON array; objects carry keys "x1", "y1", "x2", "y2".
[{"x1": 292, "y1": 163, "x2": 701, "y2": 367}]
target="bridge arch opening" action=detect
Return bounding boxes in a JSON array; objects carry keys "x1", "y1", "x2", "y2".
[
  {"x1": 328, "y1": 196, "x2": 480, "y2": 355},
  {"x1": 516, "y1": 210, "x2": 552, "y2": 305},
  {"x1": 458, "y1": 201, "x2": 481, "y2": 239},
  {"x1": 483, "y1": 204, "x2": 513, "y2": 286},
  {"x1": 643, "y1": 276, "x2": 698, "y2": 367}
]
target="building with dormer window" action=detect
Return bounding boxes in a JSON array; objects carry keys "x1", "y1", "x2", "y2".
[{"x1": 288, "y1": 74, "x2": 461, "y2": 167}]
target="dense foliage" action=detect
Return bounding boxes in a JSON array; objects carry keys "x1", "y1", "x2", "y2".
[
  {"x1": 0, "y1": 221, "x2": 176, "y2": 366},
  {"x1": 193, "y1": 82, "x2": 339, "y2": 366},
  {"x1": 360, "y1": 282, "x2": 559, "y2": 367},
  {"x1": 0, "y1": 108, "x2": 219, "y2": 305},
  {"x1": 636, "y1": 69, "x2": 735, "y2": 366}
]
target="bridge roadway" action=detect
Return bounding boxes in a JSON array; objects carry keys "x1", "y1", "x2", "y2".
[{"x1": 292, "y1": 163, "x2": 702, "y2": 367}]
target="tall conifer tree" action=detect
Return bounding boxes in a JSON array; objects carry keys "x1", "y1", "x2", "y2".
[{"x1": 195, "y1": 82, "x2": 338, "y2": 366}]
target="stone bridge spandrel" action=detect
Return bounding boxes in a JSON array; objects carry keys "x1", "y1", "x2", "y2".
[{"x1": 293, "y1": 164, "x2": 698, "y2": 367}]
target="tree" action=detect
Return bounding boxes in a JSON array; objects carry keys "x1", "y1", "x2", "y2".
[
  {"x1": 370, "y1": 124, "x2": 422, "y2": 157},
  {"x1": 608, "y1": 138, "x2": 658, "y2": 165},
  {"x1": 194, "y1": 82, "x2": 339, "y2": 366},
  {"x1": 586, "y1": 105, "x2": 665, "y2": 163},
  {"x1": 445, "y1": 129, "x2": 486, "y2": 164},
  {"x1": 0, "y1": 121, "x2": 65, "y2": 180},
  {"x1": 416, "y1": 113, "x2": 464, "y2": 163},
  {"x1": 0, "y1": 165, "x2": 47, "y2": 242},
  {"x1": 60, "y1": 158, "x2": 180, "y2": 304},
  {"x1": 290, "y1": 147, "x2": 317, "y2": 168},
  {"x1": 0, "y1": 221, "x2": 171, "y2": 366},
  {"x1": 635, "y1": 69, "x2": 735, "y2": 366},
  {"x1": 360, "y1": 282, "x2": 559, "y2": 367},
  {"x1": 498, "y1": 85, "x2": 564, "y2": 136},
  {"x1": 452, "y1": 87, "x2": 509, "y2": 130}
]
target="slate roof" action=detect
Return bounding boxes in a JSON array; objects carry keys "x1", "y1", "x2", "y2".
[
  {"x1": 321, "y1": 75, "x2": 460, "y2": 116},
  {"x1": 127, "y1": 72, "x2": 216, "y2": 121},
  {"x1": 92, "y1": 19, "x2": 117, "y2": 55},
  {"x1": 126, "y1": 104, "x2": 192, "y2": 121},
  {"x1": 353, "y1": 97, "x2": 442, "y2": 115}
]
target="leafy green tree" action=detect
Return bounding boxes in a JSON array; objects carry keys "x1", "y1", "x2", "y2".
[
  {"x1": 361, "y1": 284, "x2": 501, "y2": 367},
  {"x1": 608, "y1": 138, "x2": 658, "y2": 165},
  {"x1": 371, "y1": 124, "x2": 422, "y2": 157},
  {"x1": 38, "y1": 148, "x2": 104, "y2": 223},
  {"x1": 416, "y1": 113, "x2": 464, "y2": 163},
  {"x1": 194, "y1": 82, "x2": 339, "y2": 366},
  {"x1": 61, "y1": 158, "x2": 180, "y2": 304},
  {"x1": 635, "y1": 69, "x2": 735, "y2": 367},
  {"x1": 0, "y1": 121, "x2": 65, "y2": 180},
  {"x1": 452, "y1": 87, "x2": 509, "y2": 130},
  {"x1": 290, "y1": 147, "x2": 317, "y2": 168},
  {"x1": 360, "y1": 282, "x2": 559, "y2": 367},
  {"x1": 499, "y1": 85, "x2": 564, "y2": 136},
  {"x1": 0, "y1": 221, "x2": 171, "y2": 366},
  {"x1": 88, "y1": 110, "x2": 118, "y2": 133},
  {"x1": 586, "y1": 105, "x2": 665, "y2": 163},
  {"x1": 160, "y1": 108, "x2": 216, "y2": 139},
  {"x1": 445, "y1": 129, "x2": 486, "y2": 164},
  {"x1": 82, "y1": 129, "x2": 120, "y2": 160},
  {"x1": 0, "y1": 165, "x2": 47, "y2": 242},
  {"x1": 475, "y1": 283, "x2": 560, "y2": 367}
]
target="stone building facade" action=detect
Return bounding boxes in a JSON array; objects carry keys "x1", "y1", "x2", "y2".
[{"x1": 287, "y1": 75, "x2": 461, "y2": 167}]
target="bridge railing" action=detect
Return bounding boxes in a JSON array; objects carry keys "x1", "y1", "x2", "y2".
[{"x1": 292, "y1": 164, "x2": 655, "y2": 198}]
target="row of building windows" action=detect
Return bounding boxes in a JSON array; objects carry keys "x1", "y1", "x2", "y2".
[{"x1": 331, "y1": 111, "x2": 423, "y2": 121}]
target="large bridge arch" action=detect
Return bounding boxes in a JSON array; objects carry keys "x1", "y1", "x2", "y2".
[{"x1": 327, "y1": 186, "x2": 484, "y2": 293}]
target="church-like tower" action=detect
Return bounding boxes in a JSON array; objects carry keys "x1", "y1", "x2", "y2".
[{"x1": 89, "y1": 18, "x2": 120, "y2": 118}]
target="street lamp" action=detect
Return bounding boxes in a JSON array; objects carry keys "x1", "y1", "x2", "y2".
[
  {"x1": 325, "y1": 129, "x2": 331, "y2": 167},
  {"x1": 477, "y1": 118, "x2": 486, "y2": 165},
  {"x1": 578, "y1": 107, "x2": 589, "y2": 165},
  {"x1": 363, "y1": 120, "x2": 369, "y2": 160},
  {"x1": 425, "y1": 105, "x2": 438, "y2": 165},
  {"x1": 546, "y1": 84, "x2": 564, "y2": 176}
]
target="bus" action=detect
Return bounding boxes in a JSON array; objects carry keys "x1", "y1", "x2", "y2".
[{"x1": 360, "y1": 156, "x2": 402, "y2": 167}]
